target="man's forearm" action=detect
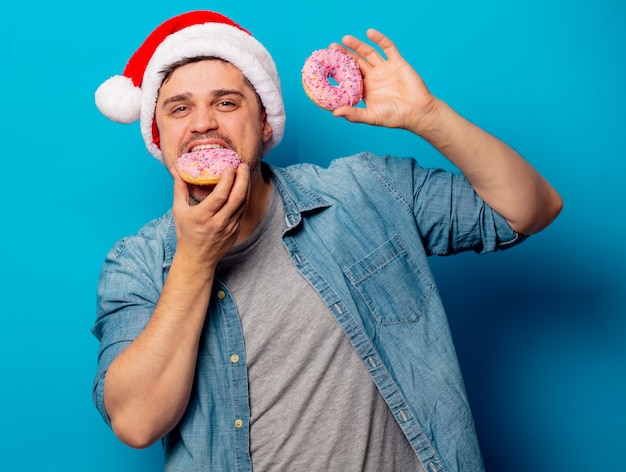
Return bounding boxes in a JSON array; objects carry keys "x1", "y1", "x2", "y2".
[
  {"x1": 414, "y1": 99, "x2": 563, "y2": 234},
  {"x1": 104, "y1": 254, "x2": 214, "y2": 448}
]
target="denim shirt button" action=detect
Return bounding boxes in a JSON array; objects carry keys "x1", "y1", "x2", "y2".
[
  {"x1": 217, "y1": 290, "x2": 226, "y2": 300},
  {"x1": 230, "y1": 353, "x2": 240, "y2": 363},
  {"x1": 234, "y1": 419, "x2": 244, "y2": 428}
]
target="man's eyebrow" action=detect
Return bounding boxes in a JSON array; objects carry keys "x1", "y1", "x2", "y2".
[
  {"x1": 160, "y1": 93, "x2": 191, "y2": 109},
  {"x1": 160, "y1": 89, "x2": 246, "y2": 109},
  {"x1": 213, "y1": 89, "x2": 246, "y2": 100}
]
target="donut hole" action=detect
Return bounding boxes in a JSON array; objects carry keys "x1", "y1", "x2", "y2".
[{"x1": 327, "y1": 76, "x2": 339, "y2": 87}]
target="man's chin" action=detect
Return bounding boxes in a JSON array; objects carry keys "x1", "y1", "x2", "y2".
[{"x1": 188, "y1": 184, "x2": 216, "y2": 205}]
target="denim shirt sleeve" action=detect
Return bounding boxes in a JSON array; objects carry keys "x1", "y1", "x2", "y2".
[
  {"x1": 364, "y1": 154, "x2": 525, "y2": 256},
  {"x1": 91, "y1": 219, "x2": 170, "y2": 425}
]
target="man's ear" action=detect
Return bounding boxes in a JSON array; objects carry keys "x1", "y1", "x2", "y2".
[{"x1": 261, "y1": 111, "x2": 273, "y2": 144}]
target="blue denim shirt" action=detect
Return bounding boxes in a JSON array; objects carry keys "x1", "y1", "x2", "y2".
[{"x1": 93, "y1": 152, "x2": 524, "y2": 472}]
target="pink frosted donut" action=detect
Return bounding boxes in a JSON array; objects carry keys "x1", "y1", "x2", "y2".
[
  {"x1": 302, "y1": 48, "x2": 363, "y2": 110},
  {"x1": 176, "y1": 147, "x2": 241, "y2": 185}
]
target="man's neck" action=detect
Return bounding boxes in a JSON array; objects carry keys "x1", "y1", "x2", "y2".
[{"x1": 236, "y1": 172, "x2": 272, "y2": 245}]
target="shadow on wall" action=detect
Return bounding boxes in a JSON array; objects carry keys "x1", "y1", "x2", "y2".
[{"x1": 431, "y1": 238, "x2": 623, "y2": 472}]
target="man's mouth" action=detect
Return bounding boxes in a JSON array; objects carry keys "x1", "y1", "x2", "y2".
[{"x1": 188, "y1": 143, "x2": 227, "y2": 153}]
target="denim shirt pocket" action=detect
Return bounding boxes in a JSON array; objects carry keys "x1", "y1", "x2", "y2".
[{"x1": 344, "y1": 235, "x2": 434, "y2": 325}]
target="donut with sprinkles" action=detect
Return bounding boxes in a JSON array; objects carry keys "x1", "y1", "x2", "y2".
[{"x1": 302, "y1": 48, "x2": 363, "y2": 111}]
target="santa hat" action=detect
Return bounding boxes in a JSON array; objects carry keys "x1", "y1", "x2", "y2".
[{"x1": 95, "y1": 10, "x2": 285, "y2": 161}]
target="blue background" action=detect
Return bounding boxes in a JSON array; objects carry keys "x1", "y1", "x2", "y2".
[{"x1": 1, "y1": 0, "x2": 624, "y2": 470}]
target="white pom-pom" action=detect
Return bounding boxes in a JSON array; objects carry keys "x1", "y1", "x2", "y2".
[{"x1": 95, "y1": 75, "x2": 142, "y2": 124}]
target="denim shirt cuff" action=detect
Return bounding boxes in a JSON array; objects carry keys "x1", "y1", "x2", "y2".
[{"x1": 494, "y1": 212, "x2": 528, "y2": 249}]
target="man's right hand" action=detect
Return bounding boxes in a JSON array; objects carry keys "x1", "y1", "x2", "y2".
[{"x1": 171, "y1": 163, "x2": 250, "y2": 271}]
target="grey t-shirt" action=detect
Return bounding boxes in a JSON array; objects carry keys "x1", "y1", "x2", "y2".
[{"x1": 217, "y1": 185, "x2": 425, "y2": 471}]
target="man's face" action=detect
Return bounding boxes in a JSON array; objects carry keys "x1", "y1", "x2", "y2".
[{"x1": 155, "y1": 59, "x2": 273, "y2": 180}]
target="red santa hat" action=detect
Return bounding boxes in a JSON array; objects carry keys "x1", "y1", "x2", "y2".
[{"x1": 95, "y1": 10, "x2": 285, "y2": 161}]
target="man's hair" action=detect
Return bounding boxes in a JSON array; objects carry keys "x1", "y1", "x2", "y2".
[{"x1": 160, "y1": 56, "x2": 264, "y2": 111}]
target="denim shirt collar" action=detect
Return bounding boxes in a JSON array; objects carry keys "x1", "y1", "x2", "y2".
[{"x1": 266, "y1": 163, "x2": 331, "y2": 231}]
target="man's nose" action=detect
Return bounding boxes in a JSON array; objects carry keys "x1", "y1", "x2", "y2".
[{"x1": 190, "y1": 107, "x2": 218, "y2": 133}]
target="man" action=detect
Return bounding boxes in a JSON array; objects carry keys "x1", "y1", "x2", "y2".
[{"x1": 92, "y1": 10, "x2": 562, "y2": 472}]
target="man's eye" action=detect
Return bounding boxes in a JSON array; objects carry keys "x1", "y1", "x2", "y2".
[
  {"x1": 218, "y1": 101, "x2": 237, "y2": 109},
  {"x1": 167, "y1": 105, "x2": 189, "y2": 116}
]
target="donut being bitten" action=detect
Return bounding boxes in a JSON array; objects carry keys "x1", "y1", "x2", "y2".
[
  {"x1": 176, "y1": 147, "x2": 242, "y2": 185},
  {"x1": 302, "y1": 48, "x2": 363, "y2": 110}
]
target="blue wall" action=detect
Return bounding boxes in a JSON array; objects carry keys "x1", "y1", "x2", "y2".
[{"x1": 1, "y1": 1, "x2": 624, "y2": 470}]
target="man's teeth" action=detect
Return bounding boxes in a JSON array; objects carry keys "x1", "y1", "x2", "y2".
[{"x1": 191, "y1": 144, "x2": 224, "y2": 152}]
